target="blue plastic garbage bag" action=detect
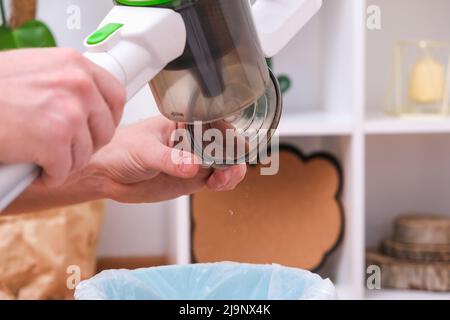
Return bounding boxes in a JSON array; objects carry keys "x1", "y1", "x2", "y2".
[{"x1": 75, "y1": 262, "x2": 337, "y2": 300}]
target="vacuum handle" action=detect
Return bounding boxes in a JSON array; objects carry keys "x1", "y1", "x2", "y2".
[{"x1": 0, "y1": 164, "x2": 40, "y2": 212}]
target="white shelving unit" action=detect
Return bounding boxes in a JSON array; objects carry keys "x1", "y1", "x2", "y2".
[{"x1": 166, "y1": 0, "x2": 450, "y2": 300}]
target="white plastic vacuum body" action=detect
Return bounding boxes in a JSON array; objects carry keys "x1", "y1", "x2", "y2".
[{"x1": 0, "y1": 0, "x2": 322, "y2": 212}]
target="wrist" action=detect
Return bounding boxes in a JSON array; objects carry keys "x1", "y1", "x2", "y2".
[{"x1": 75, "y1": 162, "x2": 111, "y2": 201}]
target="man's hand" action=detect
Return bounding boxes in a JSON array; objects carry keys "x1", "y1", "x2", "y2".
[
  {"x1": 0, "y1": 48, "x2": 126, "y2": 187},
  {"x1": 6, "y1": 116, "x2": 247, "y2": 213},
  {"x1": 89, "y1": 116, "x2": 247, "y2": 203}
]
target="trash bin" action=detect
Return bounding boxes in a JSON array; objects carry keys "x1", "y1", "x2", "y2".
[{"x1": 75, "y1": 262, "x2": 337, "y2": 300}]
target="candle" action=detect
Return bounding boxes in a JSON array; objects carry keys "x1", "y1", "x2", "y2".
[{"x1": 408, "y1": 57, "x2": 445, "y2": 104}]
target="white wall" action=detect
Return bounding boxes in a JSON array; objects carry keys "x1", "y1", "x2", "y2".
[{"x1": 35, "y1": 0, "x2": 170, "y2": 257}]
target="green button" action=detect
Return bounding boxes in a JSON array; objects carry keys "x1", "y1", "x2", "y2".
[{"x1": 87, "y1": 23, "x2": 124, "y2": 45}]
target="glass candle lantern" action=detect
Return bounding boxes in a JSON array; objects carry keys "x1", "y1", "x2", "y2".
[{"x1": 385, "y1": 40, "x2": 450, "y2": 117}]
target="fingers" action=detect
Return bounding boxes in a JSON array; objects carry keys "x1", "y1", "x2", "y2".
[
  {"x1": 87, "y1": 60, "x2": 127, "y2": 125},
  {"x1": 39, "y1": 63, "x2": 121, "y2": 186},
  {"x1": 38, "y1": 133, "x2": 73, "y2": 187},
  {"x1": 71, "y1": 122, "x2": 94, "y2": 172},
  {"x1": 88, "y1": 97, "x2": 117, "y2": 151},
  {"x1": 63, "y1": 67, "x2": 117, "y2": 152},
  {"x1": 111, "y1": 164, "x2": 247, "y2": 204},
  {"x1": 111, "y1": 171, "x2": 208, "y2": 204},
  {"x1": 138, "y1": 143, "x2": 201, "y2": 179},
  {"x1": 207, "y1": 164, "x2": 247, "y2": 192},
  {"x1": 73, "y1": 57, "x2": 124, "y2": 150}
]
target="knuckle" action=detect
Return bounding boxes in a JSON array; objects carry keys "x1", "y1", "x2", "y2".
[
  {"x1": 46, "y1": 115, "x2": 73, "y2": 144},
  {"x1": 65, "y1": 69, "x2": 94, "y2": 94},
  {"x1": 61, "y1": 48, "x2": 85, "y2": 65},
  {"x1": 65, "y1": 104, "x2": 85, "y2": 127}
]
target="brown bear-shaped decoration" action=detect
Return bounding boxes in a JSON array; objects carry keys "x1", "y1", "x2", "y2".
[{"x1": 191, "y1": 145, "x2": 344, "y2": 271}]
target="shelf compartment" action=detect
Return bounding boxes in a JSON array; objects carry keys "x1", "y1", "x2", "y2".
[
  {"x1": 365, "y1": 112, "x2": 450, "y2": 135},
  {"x1": 279, "y1": 110, "x2": 354, "y2": 136},
  {"x1": 366, "y1": 0, "x2": 450, "y2": 119},
  {"x1": 366, "y1": 134, "x2": 450, "y2": 248},
  {"x1": 273, "y1": 0, "x2": 356, "y2": 119},
  {"x1": 365, "y1": 134, "x2": 450, "y2": 297}
]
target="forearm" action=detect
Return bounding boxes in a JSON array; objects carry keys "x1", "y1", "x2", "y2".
[{"x1": 2, "y1": 165, "x2": 108, "y2": 215}]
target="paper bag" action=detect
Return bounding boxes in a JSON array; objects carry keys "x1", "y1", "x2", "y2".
[{"x1": 0, "y1": 201, "x2": 104, "y2": 300}]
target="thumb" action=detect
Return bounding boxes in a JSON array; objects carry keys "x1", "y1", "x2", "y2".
[{"x1": 140, "y1": 143, "x2": 200, "y2": 179}]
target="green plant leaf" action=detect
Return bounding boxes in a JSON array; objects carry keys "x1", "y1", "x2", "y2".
[
  {"x1": 12, "y1": 20, "x2": 56, "y2": 48},
  {"x1": 277, "y1": 75, "x2": 292, "y2": 94},
  {"x1": 1, "y1": 20, "x2": 57, "y2": 50},
  {"x1": 0, "y1": 26, "x2": 16, "y2": 50},
  {"x1": 266, "y1": 58, "x2": 292, "y2": 95}
]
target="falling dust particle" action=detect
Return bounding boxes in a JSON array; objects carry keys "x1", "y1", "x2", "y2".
[{"x1": 228, "y1": 209, "x2": 235, "y2": 216}]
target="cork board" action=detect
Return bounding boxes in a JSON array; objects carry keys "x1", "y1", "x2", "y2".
[{"x1": 191, "y1": 145, "x2": 344, "y2": 271}]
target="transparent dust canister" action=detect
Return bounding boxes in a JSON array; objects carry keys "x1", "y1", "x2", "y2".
[{"x1": 146, "y1": 0, "x2": 270, "y2": 123}]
